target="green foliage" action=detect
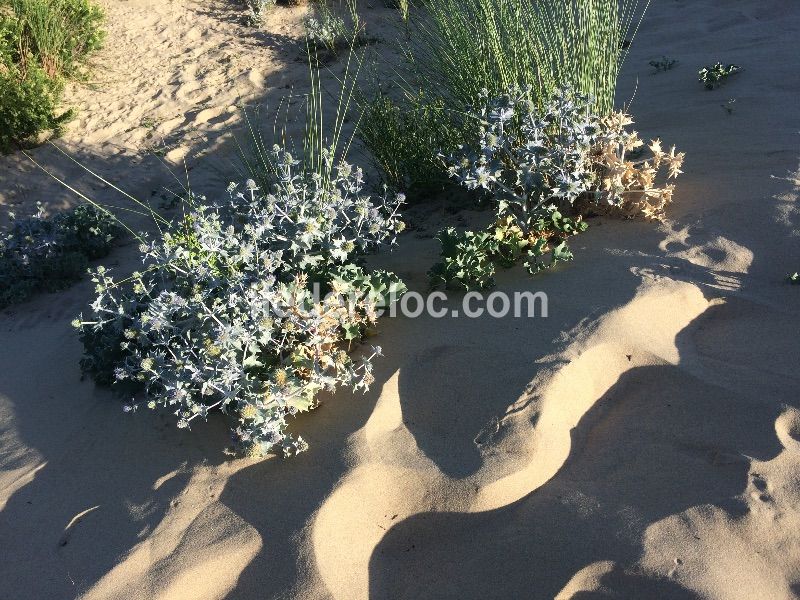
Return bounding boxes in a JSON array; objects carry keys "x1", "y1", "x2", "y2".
[
  {"x1": 698, "y1": 62, "x2": 741, "y2": 90},
  {"x1": 787, "y1": 272, "x2": 799, "y2": 285},
  {"x1": 13, "y1": 0, "x2": 104, "y2": 77},
  {"x1": 429, "y1": 228, "x2": 497, "y2": 290},
  {"x1": 239, "y1": 44, "x2": 364, "y2": 193},
  {"x1": 304, "y1": 0, "x2": 369, "y2": 62},
  {"x1": 0, "y1": 0, "x2": 104, "y2": 151},
  {"x1": 521, "y1": 211, "x2": 587, "y2": 274},
  {"x1": 429, "y1": 212, "x2": 588, "y2": 290},
  {"x1": 0, "y1": 203, "x2": 120, "y2": 309},
  {"x1": 649, "y1": 56, "x2": 677, "y2": 73},
  {"x1": 358, "y1": 92, "x2": 461, "y2": 197},
  {"x1": 0, "y1": 63, "x2": 70, "y2": 152},
  {"x1": 405, "y1": 0, "x2": 645, "y2": 116}
]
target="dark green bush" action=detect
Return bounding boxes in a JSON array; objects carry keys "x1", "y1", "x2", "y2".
[
  {"x1": 0, "y1": 204, "x2": 120, "y2": 309},
  {"x1": 0, "y1": 64, "x2": 70, "y2": 152},
  {"x1": 0, "y1": 0, "x2": 104, "y2": 152}
]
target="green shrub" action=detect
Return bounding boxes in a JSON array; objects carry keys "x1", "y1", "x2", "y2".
[
  {"x1": 358, "y1": 92, "x2": 461, "y2": 197},
  {"x1": 698, "y1": 62, "x2": 742, "y2": 90},
  {"x1": 0, "y1": 0, "x2": 104, "y2": 152},
  {"x1": 0, "y1": 63, "x2": 70, "y2": 152},
  {"x1": 0, "y1": 203, "x2": 120, "y2": 309}
]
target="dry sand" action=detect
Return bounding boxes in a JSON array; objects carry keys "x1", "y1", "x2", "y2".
[{"x1": 2, "y1": 0, "x2": 800, "y2": 598}]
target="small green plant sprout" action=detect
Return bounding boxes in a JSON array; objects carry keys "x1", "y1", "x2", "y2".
[
  {"x1": 140, "y1": 116, "x2": 159, "y2": 140},
  {"x1": 698, "y1": 62, "x2": 742, "y2": 90},
  {"x1": 429, "y1": 228, "x2": 497, "y2": 290},
  {"x1": 649, "y1": 56, "x2": 678, "y2": 73},
  {"x1": 244, "y1": 0, "x2": 276, "y2": 25},
  {"x1": 787, "y1": 272, "x2": 800, "y2": 285},
  {"x1": 720, "y1": 98, "x2": 736, "y2": 115},
  {"x1": 304, "y1": 0, "x2": 368, "y2": 61}
]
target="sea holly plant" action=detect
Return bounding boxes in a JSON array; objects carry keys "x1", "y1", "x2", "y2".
[
  {"x1": 305, "y1": 13, "x2": 347, "y2": 54},
  {"x1": 243, "y1": 0, "x2": 276, "y2": 25},
  {"x1": 0, "y1": 203, "x2": 119, "y2": 309},
  {"x1": 444, "y1": 87, "x2": 600, "y2": 237},
  {"x1": 446, "y1": 86, "x2": 685, "y2": 222},
  {"x1": 304, "y1": 0, "x2": 368, "y2": 61},
  {"x1": 437, "y1": 86, "x2": 684, "y2": 286},
  {"x1": 428, "y1": 211, "x2": 588, "y2": 290},
  {"x1": 75, "y1": 146, "x2": 406, "y2": 458},
  {"x1": 429, "y1": 228, "x2": 498, "y2": 290},
  {"x1": 698, "y1": 62, "x2": 742, "y2": 90}
]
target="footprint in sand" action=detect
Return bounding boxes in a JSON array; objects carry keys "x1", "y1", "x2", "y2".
[
  {"x1": 750, "y1": 473, "x2": 773, "y2": 503},
  {"x1": 192, "y1": 106, "x2": 238, "y2": 132}
]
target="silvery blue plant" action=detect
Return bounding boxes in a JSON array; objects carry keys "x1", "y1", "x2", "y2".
[
  {"x1": 305, "y1": 15, "x2": 346, "y2": 52},
  {"x1": 303, "y1": 0, "x2": 365, "y2": 59},
  {"x1": 445, "y1": 86, "x2": 601, "y2": 235},
  {"x1": 439, "y1": 85, "x2": 684, "y2": 282},
  {"x1": 76, "y1": 146, "x2": 406, "y2": 458},
  {"x1": 1, "y1": 203, "x2": 119, "y2": 308},
  {"x1": 244, "y1": 0, "x2": 275, "y2": 25}
]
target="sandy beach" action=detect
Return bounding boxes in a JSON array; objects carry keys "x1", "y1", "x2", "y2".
[{"x1": 1, "y1": 0, "x2": 800, "y2": 598}]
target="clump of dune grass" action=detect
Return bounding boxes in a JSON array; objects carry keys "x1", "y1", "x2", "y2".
[
  {"x1": 407, "y1": 0, "x2": 648, "y2": 114},
  {"x1": 0, "y1": 0, "x2": 104, "y2": 152},
  {"x1": 359, "y1": 0, "x2": 649, "y2": 194}
]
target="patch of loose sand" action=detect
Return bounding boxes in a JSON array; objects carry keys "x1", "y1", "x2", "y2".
[{"x1": 2, "y1": 0, "x2": 800, "y2": 599}]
